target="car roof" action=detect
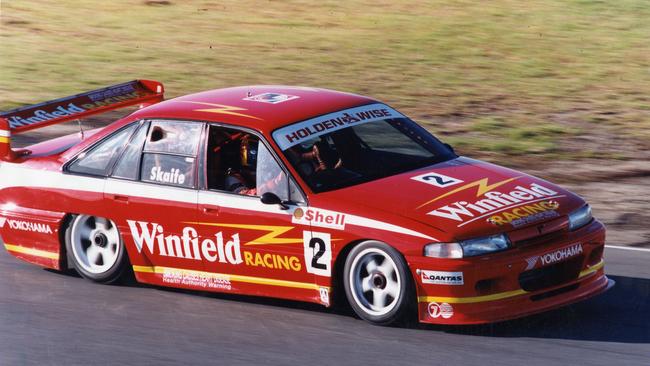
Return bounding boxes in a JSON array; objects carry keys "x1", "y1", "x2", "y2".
[{"x1": 128, "y1": 85, "x2": 378, "y2": 133}]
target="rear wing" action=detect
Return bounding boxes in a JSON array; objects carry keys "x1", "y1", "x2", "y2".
[{"x1": 0, "y1": 80, "x2": 164, "y2": 161}]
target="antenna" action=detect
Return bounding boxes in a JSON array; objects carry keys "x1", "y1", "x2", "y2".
[{"x1": 77, "y1": 119, "x2": 85, "y2": 139}]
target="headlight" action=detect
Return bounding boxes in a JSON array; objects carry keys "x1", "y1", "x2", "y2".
[
  {"x1": 424, "y1": 234, "x2": 510, "y2": 258},
  {"x1": 423, "y1": 242, "x2": 463, "y2": 259},
  {"x1": 568, "y1": 205, "x2": 592, "y2": 231}
]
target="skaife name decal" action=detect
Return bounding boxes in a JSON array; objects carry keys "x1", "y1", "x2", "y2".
[{"x1": 427, "y1": 182, "x2": 560, "y2": 224}]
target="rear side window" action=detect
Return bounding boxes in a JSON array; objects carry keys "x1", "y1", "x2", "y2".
[
  {"x1": 68, "y1": 124, "x2": 138, "y2": 176},
  {"x1": 112, "y1": 122, "x2": 149, "y2": 180},
  {"x1": 145, "y1": 121, "x2": 202, "y2": 155},
  {"x1": 140, "y1": 120, "x2": 202, "y2": 188}
]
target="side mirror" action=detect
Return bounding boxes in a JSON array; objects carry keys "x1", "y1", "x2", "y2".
[{"x1": 260, "y1": 192, "x2": 290, "y2": 210}]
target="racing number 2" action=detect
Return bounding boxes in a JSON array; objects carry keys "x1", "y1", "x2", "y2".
[
  {"x1": 309, "y1": 238, "x2": 327, "y2": 270},
  {"x1": 303, "y1": 231, "x2": 332, "y2": 277}
]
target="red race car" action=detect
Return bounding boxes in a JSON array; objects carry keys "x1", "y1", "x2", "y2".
[{"x1": 0, "y1": 81, "x2": 612, "y2": 325}]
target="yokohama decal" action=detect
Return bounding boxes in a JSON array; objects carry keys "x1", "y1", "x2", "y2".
[
  {"x1": 525, "y1": 243, "x2": 583, "y2": 270},
  {"x1": 3, "y1": 218, "x2": 53, "y2": 234}
]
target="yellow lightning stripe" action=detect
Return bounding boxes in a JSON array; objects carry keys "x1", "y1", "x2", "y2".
[
  {"x1": 181, "y1": 101, "x2": 263, "y2": 121},
  {"x1": 183, "y1": 222, "x2": 303, "y2": 245},
  {"x1": 133, "y1": 265, "x2": 328, "y2": 291},
  {"x1": 4, "y1": 243, "x2": 59, "y2": 260},
  {"x1": 416, "y1": 176, "x2": 521, "y2": 209},
  {"x1": 0, "y1": 137, "x2": 9, "y2": 143}
]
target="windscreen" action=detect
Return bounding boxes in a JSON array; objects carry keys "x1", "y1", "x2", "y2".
[{"x1": 272, "y1": 103, "x2": 455, "y2": 193}]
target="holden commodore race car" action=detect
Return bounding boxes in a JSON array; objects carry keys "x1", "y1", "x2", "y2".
[{"x1": 0, "y1": 80, "x2": 612, "y2": 325}]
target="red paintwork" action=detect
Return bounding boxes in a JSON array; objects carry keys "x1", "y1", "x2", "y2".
[{"x1": 0, "y1": 82, "x2": 610, "y2": 324}]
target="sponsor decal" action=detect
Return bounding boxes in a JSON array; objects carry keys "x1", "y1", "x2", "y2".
[
  {"x1": 127, "y1": 220, "x2": 305, "y2": 273},
  {"x1": 273, "y1": 103, "x2": 404, "y2": 150},
  {"x1": 4, "y1": 219, "x2": 53, "y2": 234},
  {"x1": 128, "y1": 220, "x2": 243, "y2": 264},
  {"x1": 150, "y1": 166, "x2": 187, "y2": 185},
  {"x1": 424, "y1": 180, "x2": 561, "y2": 226},
  {"x1": 162, "y1": 268, "x2": 232, "y2": 290},
  {"x1": 243, "y1": 93, "x2": 299, "y2": 104},
  {"x1": 525, "y1": 243, "x2": 583, "y2": 270},
  {"x1": 7, "y1": 104, "x2": 86, "y2": 128},
  {"x1": 411, "y1": 172, "x2": 463, "y2": 188},
  {"x1": 428, "y1": 302, "x2": 454, "y2": 319},
  {"x1": 293, "y1": 208, "x2": 304, "y2": 220},
  {"x1": 4, "y1": 82, "x2": 146, "y2": 129},
  {"x1": 243, "y1": 252, "x2": 301, "y2": 271},
  {"x1": 487, "y1": 200, "x2": 560, "y2": 227},
  {"x1": 181, "y1": 101, "x2": 263, "y2": 121},
  {"x1": 320, "y1": 287, "x2": 330, "y2": 306},
  {"x1": 292, "y1": 207, "x2": 346, "y2": 230},
  {"x1": 303, "y1": 231, "x2": 332, "y2": 277},
  {"x1": 420, "y1": 270, "x2": 464, "y2": 285}
]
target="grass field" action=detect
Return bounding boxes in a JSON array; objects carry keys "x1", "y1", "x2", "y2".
[{"x1": 1, "y1": 1, "x2": 648, "y2": 164}]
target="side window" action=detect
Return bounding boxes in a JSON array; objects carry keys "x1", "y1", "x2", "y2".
[
  {"x1": 206, "y1": 125, "x2": 303, "y2": 202},
  {"x1": 256, "y1": 143, "x2": 288, "y2": 200},
  {"x1": 68, "y1": 123, "x2": 137, "y2": 176},
  {"x1": 289, "y1": 179, "x2": 305, "y2": 203},
  {"x1": 146, "y1": 121, "x2": 202, "y2": 155},
  {"x1": 140, "y1": 121, "x2": 202, "y2": 188},
  {"x1": 112, "y1": 122, "x2": 149, "y2": 180}
]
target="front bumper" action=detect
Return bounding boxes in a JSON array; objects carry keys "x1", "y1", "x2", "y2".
[{"x1": 410, "y1": 219, "x2": 611, "y2": 324}]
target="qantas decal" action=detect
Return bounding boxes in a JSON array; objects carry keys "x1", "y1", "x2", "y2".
[{"x1": 420, "y1": 270, "x2": 464, "y2": 285}]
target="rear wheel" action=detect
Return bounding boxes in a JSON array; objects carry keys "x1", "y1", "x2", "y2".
[
  {"x1": 66, "y1": 215, "x2": 128, "y2": 284},
  {"x1": 343, "y1": 241, "x2": 414, "y2": 325}
]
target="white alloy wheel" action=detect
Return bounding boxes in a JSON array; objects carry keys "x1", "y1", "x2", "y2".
[
  {"x1": 69, "y1": 215, "x2": 123, "y2": 277},
  {"x1": 343, "y1": 241, "x2": 413, "y2": 325},
  {"x1": 349, "y1": 248, "x2": 402, "y2": 316}
]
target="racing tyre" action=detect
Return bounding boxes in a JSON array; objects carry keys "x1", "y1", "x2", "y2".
[
  {"x1": 343, "y1": 241, "x2": 414, "y2": 325},
  {"x1": 65, "y1": 215, "x2": 128, "y2": 284}
]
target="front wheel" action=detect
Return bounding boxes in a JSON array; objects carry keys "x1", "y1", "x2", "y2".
[
  {"x1": 343, "y1": 241, "x2": 414, "y2": 325},
  {"x1": 65, "y1": 215, "x2": 128, "y2": 284}
]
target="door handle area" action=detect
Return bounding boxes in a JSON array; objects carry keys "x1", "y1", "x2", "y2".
[
  {"x1": 202, "y1": 206, "x2": 220, "y2": 215},
  {"x1": 112, "y1": 194, "x2": 130, "y2": 203}
]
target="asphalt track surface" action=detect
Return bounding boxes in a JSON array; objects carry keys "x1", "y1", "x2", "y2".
[{"x1": 1, "y1": 243, "x2": 648, "y2": 366}]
